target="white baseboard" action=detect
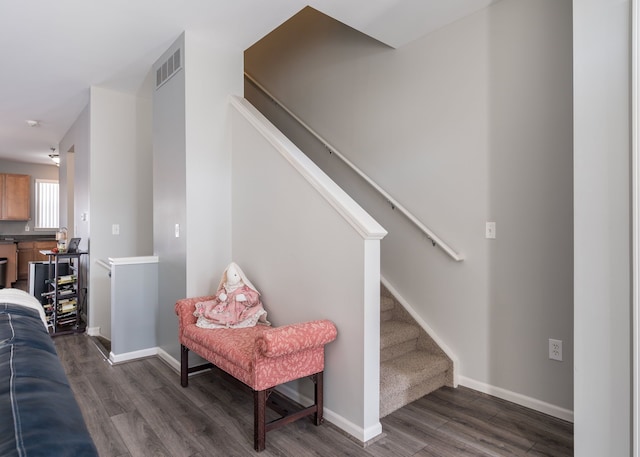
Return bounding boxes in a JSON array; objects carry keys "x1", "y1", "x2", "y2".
[
  {"x1": 86, "y1": 326, "x2": 100, "y2": 336},
  {"x1": 157, "y1": 348, "x2": 181, "y2": 372},
  {"x1": 109, "y1": 347, "x2": 158, "y2": 364},
  {"x1": 277, "y1": 384, "x2": 382, "y2": 443},
  {"x1": 458, "y1": 376, "x2": 574, "y2": 423}
]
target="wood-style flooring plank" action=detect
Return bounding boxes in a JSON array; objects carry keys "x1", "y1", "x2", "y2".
[
  {"x1": 67, "y1": 377, "x2": 132, "y2": 457},
  {"x1": 111, "y1": 410, "x2": 174, "y2": 457},
  {"x1": 489, "y1": 404, "x2": 574, "y2": 448},
  {"x1": 265, "y1": 419, "x2": 372, "y2": 457},
  {"x1": 436, "y1": 418, "x2": 532, "y2": 457},
  {"x1": 83, "y1": 365, "x2": 138, "y2": 417},
  {"x1": 127, "y1": 387, "x2": 204, "y2": 457},
  {"x1": 412, "y1": 432, "x2": 495, "y2": 457},
  {"x1": 169, "y1": 408, "x2": 254, "y2": 457},
  {"x1": 54, "y1": 335, "x2": 573, "y2": 457},
  {"x1": 525, "y1": 439, "x2": 573, "y2": 457}
]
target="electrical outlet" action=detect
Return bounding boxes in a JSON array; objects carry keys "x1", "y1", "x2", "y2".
[
  {"x1": 175, "y1": 223, "x2": 180, "y2": 238},
  {"x1": 112, "y1": 224, "x2": 120, "y2": 235},
  {"x1": 24, "y1": 223, "x2": 29, "y2": 232},
  {"x1": 549, "y1": 338, "x2": 563, "y2": 361}
]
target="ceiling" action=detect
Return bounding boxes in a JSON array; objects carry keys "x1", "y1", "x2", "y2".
[{"x1": 0, "y1": 0, "x2": 495, "y2": 165}]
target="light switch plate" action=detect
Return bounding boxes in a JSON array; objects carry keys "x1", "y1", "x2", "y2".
[{"x1": 486, "y1": 221, "x2": 496, "y2": 239}]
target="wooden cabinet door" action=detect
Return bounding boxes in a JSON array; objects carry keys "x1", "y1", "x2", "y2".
[
  {"x1": 34, "y1": 241, "x2": 56, "y2": 261},
  {"x1": 0, "y1": 175, "x2": 4, "y2": 220},
  {"x1": 17, "y1": 241, "x2": 34, "y2": 281},
  {"x1": 2, "y1": 174, "x2": 30, "y2": 220},
  {"x1": 0, "y1": 243, "x2": 17, "y2": 286}
]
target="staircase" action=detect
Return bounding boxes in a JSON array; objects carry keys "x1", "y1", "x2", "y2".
[{"x1": 379, "y1": 285, "x2": 453, "y2": 417}]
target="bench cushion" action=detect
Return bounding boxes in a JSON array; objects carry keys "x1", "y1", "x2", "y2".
[
  {"x1": 177, "y1": 296, "x2": 337, "y2": 391},
  {"x1": 183, "y1": 324, "x2": 266, "y2": 374}
]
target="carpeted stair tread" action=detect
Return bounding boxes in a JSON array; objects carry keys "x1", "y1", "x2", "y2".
[
  {"x1": 381, "y1": 309, "x2": 394, "y2": 322},
  {"x1": 381, "y1": 339, "x2": 416, "y2": 362},
  {"x1": 380, "y1": 320, "x2": 420, "y2": 350},
  {"x1": 380, "y1": 350, "x2": 450, "y2": 393},
  {"x1": 379, "y1": 369, "x2": 448, "y2": 417},
  {"x1": 378, "y1": 284, "x2": 454, "y2": 417},
  {"x1": 381, "y1": 296, "x2": 395, "y2": 312},
  {"x1": 381, "y1": 296, "x2": 395, "y2": 322}
]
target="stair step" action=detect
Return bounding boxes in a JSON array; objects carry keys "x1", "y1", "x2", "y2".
[
  {"x1": 378, "y1": 286, "x2": 454, "y2": 417},
  {"x1": 380, "y1": 366, "x2": 448, "y2": 417},
  {"x1": 381, "y1": 295, "x2": 395, "y2": 312},
  {"x1": 380, "y1": 320, "x2": 420, "y2": 350},
  {"x1": 381, "y1": 309, "x2": 394, "y2": 322},
  {"x1": 381, "y1": 339, "x2": 416, "y2": 362},
  {"x1": 380, "y1": 350, "x2": 450, "y2": 416},
  {"x1": 381, "y1": 350, "x2": 450, "y2": 392}
]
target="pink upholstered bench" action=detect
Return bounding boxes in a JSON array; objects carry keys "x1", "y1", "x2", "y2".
[{"x1": 175, "y1": 296, "x2": 338, "y2": 451}]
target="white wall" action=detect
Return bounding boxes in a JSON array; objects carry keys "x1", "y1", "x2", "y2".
[
  {"x1": 153, "y1": 35, "x2": 188, "y2": 356},
  {"x1": 486, "y1": 0, "x2": 574, "y2": 411},
  {"x1": 59, "y1": 104, "x2": 90, "y2": 247},
  {"x1": 184, "y1": 32, "x2": 241, "y2": 296},
  {"x1": 59, "y1": 104, "x2": 91, "y2": 323},
  {"x1": 573, "y1": 0, "x2": 632, "y2": 455},
  {"x1": 59, "y1": 81, "x2": 153, "y2": 337},
  {"x1": 87, "y1": 85, "x2": 153, "y2": 337},
  {"x1": 245, "y1": 0, "x2": 574, "y2": 417},
  {"x1": 230, "y1": 97, "x2": 385, "y2": 442},
  {"x1": 153, "y1": 33, "x2": 243, "y2": 360}
]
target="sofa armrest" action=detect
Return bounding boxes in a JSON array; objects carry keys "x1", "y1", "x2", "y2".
[
  {"x1": 175, "y1": 295, "x2": 216, "y2": 331},
  {"x1": 256, "y1": 320, "x2": 337, "y2": 358}
]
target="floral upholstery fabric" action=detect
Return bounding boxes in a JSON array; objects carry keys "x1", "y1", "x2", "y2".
[{"x1": 175, "y1": 297, "x2": 337, "y2": 391}]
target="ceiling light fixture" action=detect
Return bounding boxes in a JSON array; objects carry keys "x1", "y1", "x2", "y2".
[
  {"x1": 49, "y1": 148, "x2": 60, "y2": 166},
  {"x1": 26, "y1": 120, "x2": 39, "y2": 127}
]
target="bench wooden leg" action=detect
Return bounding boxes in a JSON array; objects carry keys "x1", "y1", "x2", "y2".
[
  {"x1": 180, "y1": 345, "x2": 189, "y2": 387},
  {"x1": 314, "y1": 371, "x2": 324, "y2": 426},
  {"x1": 254, "y1": 389, "x2": 267, "y2": 452}
]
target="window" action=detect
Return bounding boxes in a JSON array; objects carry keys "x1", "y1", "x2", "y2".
[{"x1": 35, "y1": 179, "x2": 59, "y2": 230}]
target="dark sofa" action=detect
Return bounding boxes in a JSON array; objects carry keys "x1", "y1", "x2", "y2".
[{"x1": 0, "y1": 289, "x2": 98, "y2": 456}]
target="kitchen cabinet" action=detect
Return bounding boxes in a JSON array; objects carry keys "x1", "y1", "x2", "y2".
[
  {"x1": 17, "y1": 240, "x2": 56, "y2": 281},
  {"x1": 0, "y1": 242, "x2": 17, "y2": 286},
  {"x1": 0, "y1": 174, "x2": 30, "y2": 221}
]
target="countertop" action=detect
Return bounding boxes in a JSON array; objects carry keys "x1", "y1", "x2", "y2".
[{"x1": 0, "y1": 235, "x2": 56, "y2": 243}]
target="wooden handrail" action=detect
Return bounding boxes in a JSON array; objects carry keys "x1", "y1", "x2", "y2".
[{"x1": 244, "y1": 72, "x2": 463, "y2": 261}]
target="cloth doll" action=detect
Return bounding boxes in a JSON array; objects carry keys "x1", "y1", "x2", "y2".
[{"x1": 193, "y1": 262, "x2": 269, "y2": 329}]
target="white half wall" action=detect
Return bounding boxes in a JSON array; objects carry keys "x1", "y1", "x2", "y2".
[{"x1": 230, "y1": 96, "x2": 386, "y2": 442}]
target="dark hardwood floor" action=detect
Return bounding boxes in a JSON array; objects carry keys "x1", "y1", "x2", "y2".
[{"x1": 54, "y1": 334, "x2": 573, "y2": 457}]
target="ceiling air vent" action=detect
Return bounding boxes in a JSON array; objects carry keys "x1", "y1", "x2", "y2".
[{"x1": 156, "y1": 48, "x2": 182, "y2": 90}]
